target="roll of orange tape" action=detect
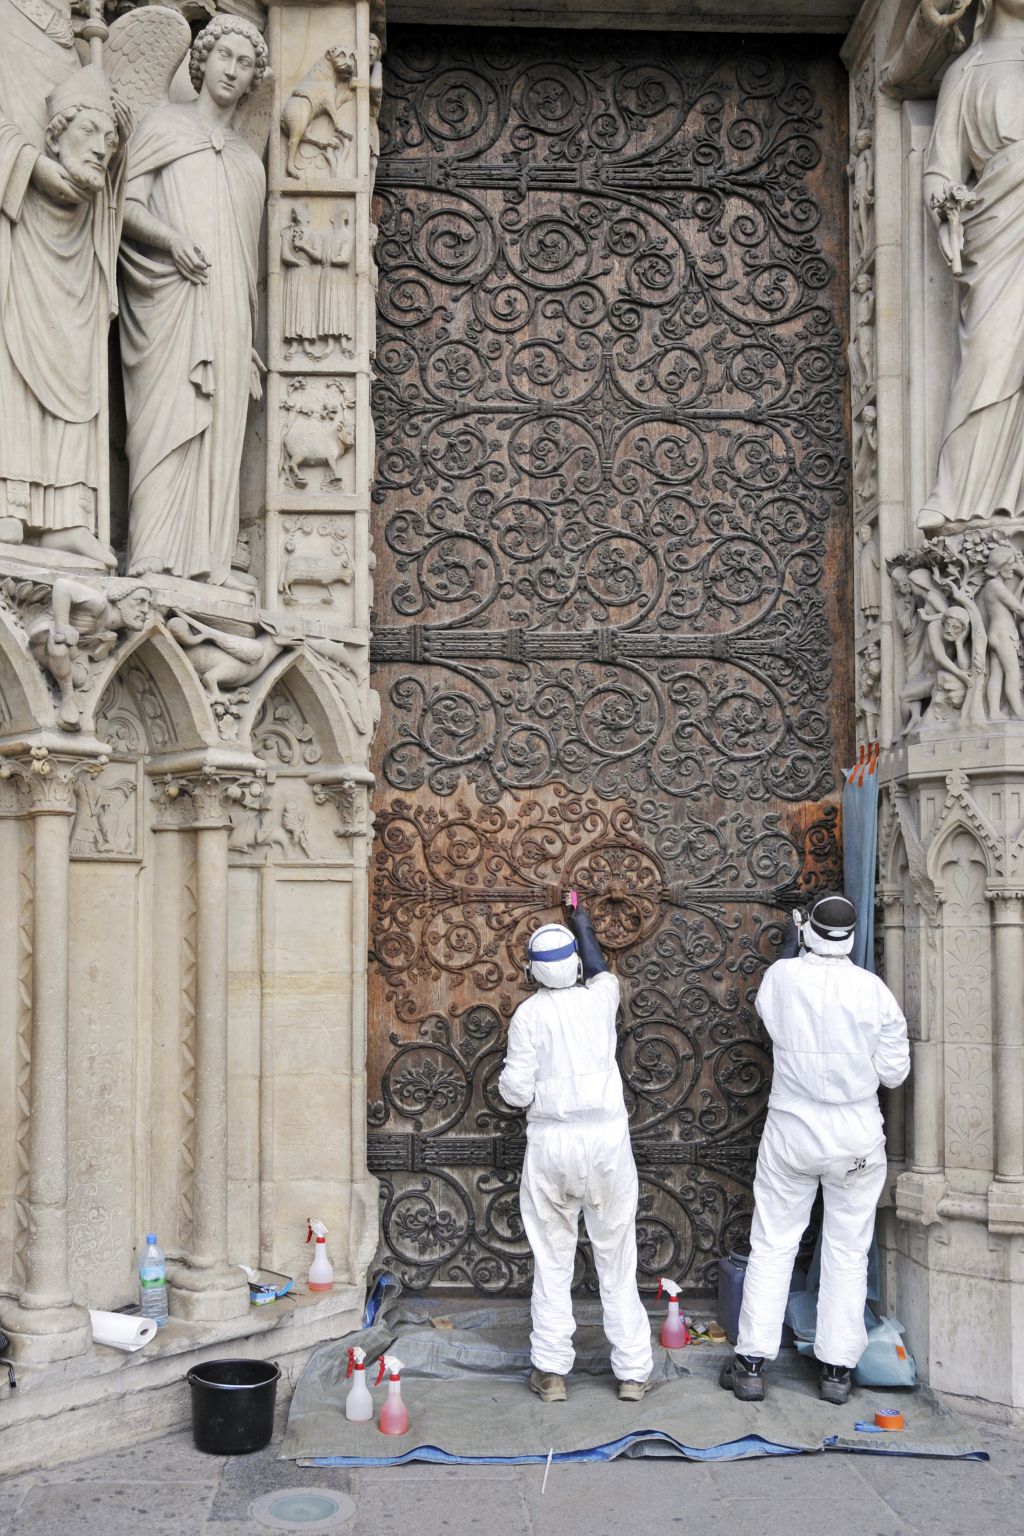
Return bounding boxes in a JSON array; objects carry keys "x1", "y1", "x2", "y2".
[{"x1": 874, "y1": 1408, "x2": 905, "y2": 1431}]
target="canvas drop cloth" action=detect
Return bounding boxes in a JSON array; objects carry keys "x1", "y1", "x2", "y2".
[{"x1": 280, "y1": 1302, "x2": 986, "y2": 1466}]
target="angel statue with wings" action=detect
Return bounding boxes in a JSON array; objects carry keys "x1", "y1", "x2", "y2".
[{"x1": 116, "y1": 13, "x2": 273, "y2": 591}]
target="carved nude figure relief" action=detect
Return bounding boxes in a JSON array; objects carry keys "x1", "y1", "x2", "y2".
[
  {"x1": 118, "y1": 15, "x2": 272, "y2": 590},
  {"x1": 0, "y1": 9, "x2": 127, "y2": 571},
  {"x1": 919, "y1": 0, "x2": 1024, "y2": 531}
]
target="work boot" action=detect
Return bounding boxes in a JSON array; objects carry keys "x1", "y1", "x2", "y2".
[
  {"x1": 718, "y1": 1352, "x2": 765, "y2": 1402},
  {"x1": 529, "y1": 1368, "x2": 567, "y2": 1403},
  {"x1": 617, "y1": 1378, "x2": 651, "y2": 1402},
  {"x1": 819, "y1": 1363, "x2": 853, "y2": 1405}
]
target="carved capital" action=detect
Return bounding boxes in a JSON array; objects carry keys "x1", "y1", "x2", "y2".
[
  {"x1": 311, "y1": 772, "x2": 363, "y2": 837},
  {"x1": 986, "y1": 890, "x2": 1024, "y2": 925},
  {"x1": 894, "y1": 1169, "x2": 947, "y2": 1229},
  {"x1": 877, "y1": 888, "x2": 905, "y2": 921},
  {"x1": 152, "y1": 768, "x2": 266, "y2": 831},
  {"x1": 0, "y1": 746, "x2": 107, "y2": 817}
]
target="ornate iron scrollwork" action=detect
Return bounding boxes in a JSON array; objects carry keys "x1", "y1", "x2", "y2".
[{"x1": 370, "y1": 29, "x2": 850, "y2": 1295}]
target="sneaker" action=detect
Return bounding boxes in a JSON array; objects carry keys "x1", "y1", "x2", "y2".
[
  {"x1": 529, "y1": 1368, "x2": 567, "y2": 1403},
  {"x1": 617, "y1": 1378, "x2": 651, "y2": 1402},
  {"x1": 819, "y1": 1363, "x2": 852, "y2": 1405},
  {"x1": 718, "y1": 1353, "x2": 766, "y2": 1402}
]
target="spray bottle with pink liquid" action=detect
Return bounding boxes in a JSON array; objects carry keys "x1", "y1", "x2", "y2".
[
  {"x1": 375, "y1": 1353, "x2": 409, "y2": 1435},
  {"x1": 345, "y1": 1345, "x2": 373, "y2": 1422},
  {"x1": 657, "y1": 1277, "x2": 690, "y2": 1348}
]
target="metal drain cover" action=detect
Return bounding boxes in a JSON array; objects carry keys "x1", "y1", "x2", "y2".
[{"x1": 249, "y1": 1488, "x2": 356, "y2": 1532}]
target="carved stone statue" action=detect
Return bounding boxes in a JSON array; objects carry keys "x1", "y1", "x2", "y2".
[
  {"x1": 167, "y1": 610, "x2": 299, "y2": 701},
  {"x1": 853, "y1": 403, "x2": 878, "y2": 505},
  {"x1": 847, "y1": 126, "x2": 874, "y2": 259},
  {"x1": 849, "y1": 271, "x2": 874, "y2": 397},
  {"x1": 858, "y1": 521, "x2": 881, "y2": 622},
  {"x1": 857, "y1": 638, "x2": 882, "y2": 742},
  {"x1": 118, "y1": 16, "x2": 272, "y2": 589},
  {"x1": 977, "y1": 542, "x2": 1024, "y2": 718},
  {"x1": 919, "y1": 1, "x2": 1024, "y2": 532},
  {"x1": 368, "y1": 32, "x2": 382, "y2": 189},
  {"x1": 0, "y1": 17, "x2": 125, "y2": 569},
  {"x1": 24, "y1": 575, "x2": 149, "y2": 730}
]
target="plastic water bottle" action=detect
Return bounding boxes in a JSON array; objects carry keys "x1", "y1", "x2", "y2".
[{"x1": 139, "y1": 1234, "x2": 168, "y2": 1326}]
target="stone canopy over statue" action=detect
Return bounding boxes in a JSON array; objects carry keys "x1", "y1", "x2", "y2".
[
  {"x1": 919, "y1": 0, "x2": 1024, "y2": 532},
  {"x1": 0, "y1": 2, "x2": 273, "y2": 590}
]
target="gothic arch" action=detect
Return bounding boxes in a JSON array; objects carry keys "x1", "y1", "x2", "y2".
[
  {"x1": 85, "y1": 621, "x2": 219, "y2": 755},
  {"x1": 0, "y1": 608, "x2": 56, "y2": 736},
  {"x1": 240, "y1": 648, "x2": 364, "y2": 767}
]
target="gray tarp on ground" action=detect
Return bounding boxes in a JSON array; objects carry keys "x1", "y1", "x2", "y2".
[{"x1": 280, "y1": 1303, "x2": 985, "y2": 1465}]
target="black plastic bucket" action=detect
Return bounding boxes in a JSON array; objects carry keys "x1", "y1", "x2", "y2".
[{"x1": 186, "y1": 1357, "x2": 281, "y2": 1454}]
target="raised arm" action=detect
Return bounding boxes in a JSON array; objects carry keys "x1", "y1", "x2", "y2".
[{"x1": 567, "y1": 902, "x2": 608, "y2": 979}]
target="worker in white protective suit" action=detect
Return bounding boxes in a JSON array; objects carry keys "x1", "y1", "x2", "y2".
[
  {"x1": 498, "y1": 902, "x2": 654, "y2": 1404},
  {"x1": 720, "y1": 892, "x2": 910, "y2": 1406}
]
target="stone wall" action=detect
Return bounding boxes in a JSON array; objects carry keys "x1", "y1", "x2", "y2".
[
  {"x1": 0, "y1": 0, "x2": 380, "y2": 1378},
  {"x1": 844, "y1": 0, "x2": 1024, "y2": 1417}
]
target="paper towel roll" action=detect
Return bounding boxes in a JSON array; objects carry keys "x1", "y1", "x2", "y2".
[{"x1": 89, "y1": 1309, "x2": 158, "y2": 1352}]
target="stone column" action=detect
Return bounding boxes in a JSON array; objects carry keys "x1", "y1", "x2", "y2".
[
  {"x1": 879, "y1": 892, "x2": 907, "y2": 1163},
  {"x1": 0, "y1": 748, "x2": 102, "y2": 1361},
  {"x1": 154, "y1": 769, "x2": 260, "y2": 1321},
  {"x1": 988, "y1": 891, "x2": 1024, "y2": 1230}
]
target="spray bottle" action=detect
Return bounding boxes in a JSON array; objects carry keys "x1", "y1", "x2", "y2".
[
  {"x1": 657, "y1": 1277, "x2": 690, "y2": 1348},
  {"x1": 306, "y1": 1219, "x2": 334, "y2": 1292},
  {"x1": 345, "y1": 1345, "x2": 373, "y2": 1422},
  {"x1": 375, "y1": 1353, "x2": 409, "y2": 1435}
]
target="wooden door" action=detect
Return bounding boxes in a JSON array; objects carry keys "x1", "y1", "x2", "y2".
[{"x1": 368, "y1": 27, "x2": 850, "y2": 1295}]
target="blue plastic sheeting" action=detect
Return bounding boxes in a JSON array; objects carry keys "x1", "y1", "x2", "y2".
[
  {"x1": 842, "y1": 757, "x2": 880, "y2": 973},
  {"x1": 303, "y1": 1434, "x2": 815, "y2": 1467}
]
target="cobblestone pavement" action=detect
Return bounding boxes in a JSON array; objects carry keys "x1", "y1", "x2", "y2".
[{"x1": 1, "y1": 1405, "x2": 1021, "y2": 1536}]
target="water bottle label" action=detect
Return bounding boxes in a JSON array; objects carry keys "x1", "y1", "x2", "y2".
[{"x1": 140, "y1": 1276, "x2": 166, "y2": 1288}]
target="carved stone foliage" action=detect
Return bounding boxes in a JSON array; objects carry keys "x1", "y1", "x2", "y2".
[
  {"x1": 253, "y1": 680, "x2": 325, "y2": 768},
  {"x1": 279, "y1": 378, "x2": 356, "y2": 494},
  {"x1": 369, "y1": 32, "x2": 851, "y2": 1296},
  {"x1": 368, "y1": 786, "x2": 842, "y2": 1294},
  {"x1": 890, "y1": 531, "x2": 1024, "y2": 735},
  {"x1": 95, "y1": 659, "x2": 175, "y2": 755}
]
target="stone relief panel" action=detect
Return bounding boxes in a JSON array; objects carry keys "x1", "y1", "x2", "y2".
[
  {"x1": 280, "y1": 200, "x2": 356, "y2": 367},
  {"x1": 279, "y1": 516, "x2": 355, "y2": 616},
  {"x1": 279, "y1": 378, "x2": 356, "y2": 495},
  {"x1": 890, "y1": 532, "x2": 1024, "y2": 735},
  {"x1": 71, "y1": 762, "x2": 139, "y2": 861},
  {"x1": 281, "y1": 43, "x2": 356, "y2": 180}
]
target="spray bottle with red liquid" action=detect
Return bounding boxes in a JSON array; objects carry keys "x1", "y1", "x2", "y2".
[
  {"x1": 375, "y1": 1353, "x2": 409, "y2": 1435},
  {"x1": 306, "y1": 1219, "x2": 334, "y2": 1292},
  {"x1": 657, "y1": 1277, "x2": 690, "y2": 1348},
  {"x1": 345, "y1": 1345, "x2": 373, "y2": 1422}
]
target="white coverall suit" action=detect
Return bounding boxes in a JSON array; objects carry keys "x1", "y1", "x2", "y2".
[
  {"x1": 736, "y1": 948, "x2": 910, "y2": 1368},
  {"x1": 498, "y1": 966, "x2": 654, "y2": 1383}
]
